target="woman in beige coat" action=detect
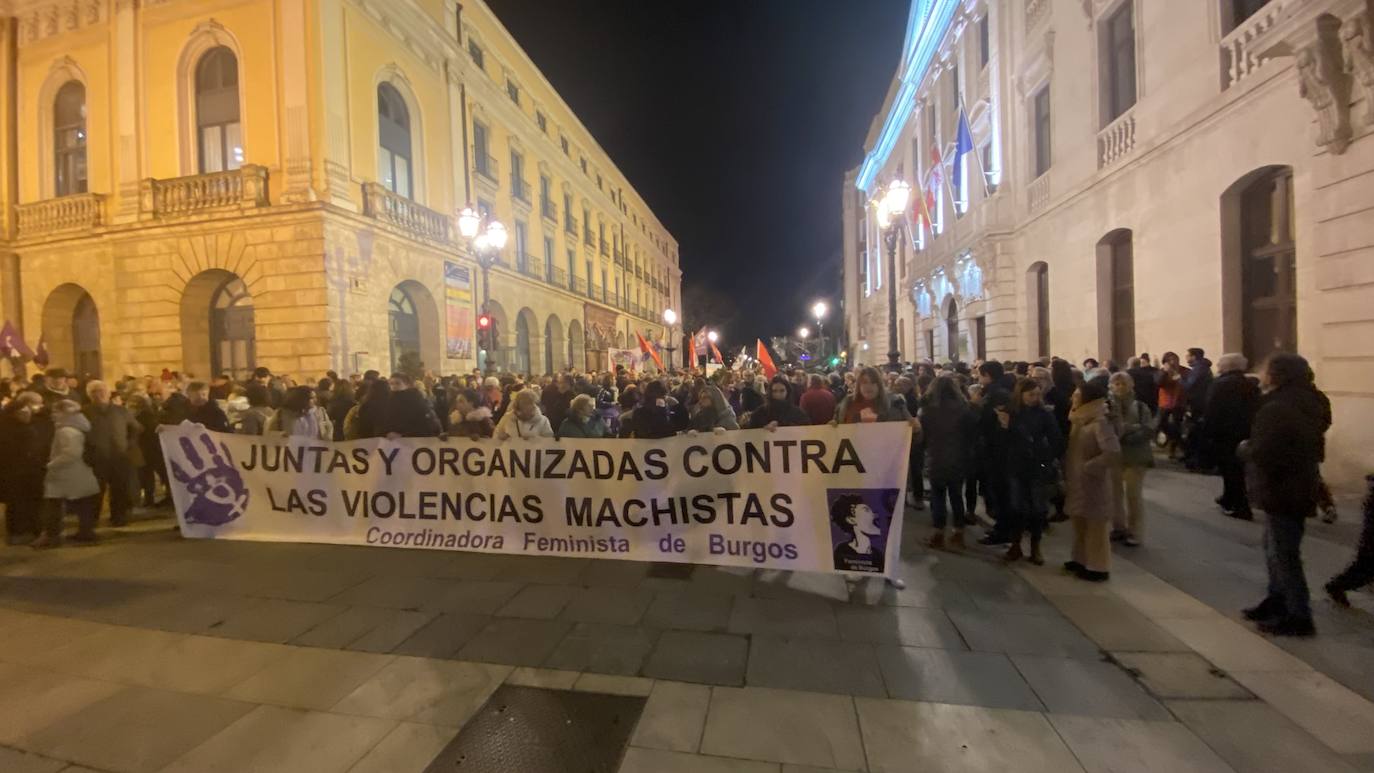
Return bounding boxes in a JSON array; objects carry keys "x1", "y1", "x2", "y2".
[{"x1": 1064, "y1": 381, "x2": 1121, "y2": 581}]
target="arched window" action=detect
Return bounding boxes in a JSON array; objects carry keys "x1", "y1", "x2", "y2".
[
  {"x1": 377, "y1": 83, "x2": 412, "y2": 198},
  {"x1": 54, "y1": 81, "x2": 87, "y2": 196},
  {"x1": 389, "y1": 286, "x2": 420, "y2": 373},
  {"x1": 195, "y1": 46, "x2": 242, "y2": 173},
  {"x1": 211, "y1": 276, "x2": 255, "y2": 379},
  {"x1": 73, "y1": 292, "x2": 100, "y2": 378}
]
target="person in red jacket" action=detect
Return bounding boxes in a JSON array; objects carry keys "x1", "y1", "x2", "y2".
[{"x1": 799, "y1": 374, "x2": 837, "y2": 425}]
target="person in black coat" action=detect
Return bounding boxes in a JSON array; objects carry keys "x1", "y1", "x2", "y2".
[
  {"x1": 1240, "y1": 353, "x2": 1329, "y2": 637},
  {"x1": 745, "y1": 376, "x2": 811, "y2": 429},
  {"x1": 1204, "y1": 354, "x2": 1261, "y2": 519},
  {"x1": 975, "y1": 361, "x2": 1013, "y2": 545},
  {"x1": 1326, "y1": 475, "x2": 1374, "y2": 607},
  {"x1": 186, "y1": 381, "x2": 231, "y2": 433},
  {"x1": 625, "y1": 381, "x2": 679, "y2": 439},
  {"x1": 1003, "y1": 377, "x2": 1063, "y2": 564},
  {"x1": 1126, "y1": 355, "x2": 1160, "y2": 415},
  {"x1": 382, "y1": 374, "x2": 441, "y2": 438},
  {"x1": 1181, "y1": 348, "x2": 1214, "y2": 470},
  {"x1": 0, "y1": 393, "x2": 48, "y2": 543},
  {"x1": 920, "y1": 376, "x2": 977, "y2": 549}
]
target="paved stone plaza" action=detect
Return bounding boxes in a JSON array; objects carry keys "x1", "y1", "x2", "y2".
[{"x1": 0, "y1": 467, "x2": 1371, "y2": 773}]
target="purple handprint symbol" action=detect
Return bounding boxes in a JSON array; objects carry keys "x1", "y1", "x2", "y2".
[{"x1": 170, "y1": 432, "x2": 249, "y2": 527}]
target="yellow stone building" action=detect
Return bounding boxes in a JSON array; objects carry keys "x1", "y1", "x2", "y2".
[{"x1": 0, "y1": 0, "x2": 682, "y2": 380}]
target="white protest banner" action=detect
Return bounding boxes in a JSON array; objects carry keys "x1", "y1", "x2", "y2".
[{"x1": 159, "y1": 422, "x2": 911, "y2": 576}]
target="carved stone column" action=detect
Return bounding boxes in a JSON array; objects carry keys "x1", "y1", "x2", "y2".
[
  {"x1": 114, "y1": 0, "x2": 141, "y2": 220},
  {"x1": 1297, "y1": 14, "x2": 1354, "y2": 153},
  {"x1": 1343, "y1": 5, "x2": 1374, "y2": 125},
  {"x1": 280, "y1": 0, "x2": 315, "y2": 202}
]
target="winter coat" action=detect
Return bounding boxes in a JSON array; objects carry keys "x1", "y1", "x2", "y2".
[
  {"x1": 690, "y1": 385, "x2": 740, "y2": 432},
  {"x1": 1110, "y1": 395, "x2": 1154, "y2": 468},
  {"x1": 835, "y1": 393, "x2": 912, "y2": 424},
  {"x1": 1006, "y1": 404, "x2": 1063, "y2": 482},
  {"x1": 1127, "y1": 365, "x2": 1159, "y2": 412},
  {"x1": 83, "y1": 402, "x2": 139, "y2": 468},
  {"x1": 135, "y1": 406, "x2": 163, "y2": 468},
  {"x1": 625, "y1": 404, "x2": 678, "y2": 439},
  {"x1": 236, "y1": 406, "x2": 273, "y2": 436},
  {"x1": 1182, "y1": 359, "x2": 1214, "y2": 414},
  {"x1": 1243, "y1": 383, "x2": 1330, "y2": 518},
  {"x1": 158, "y1": 392, "x2": 191, "y2": 425},
  {"x1": 382, "y1": 389, "x2": 441, "y2": 438},
  {"x1": 268, "y1": 407, "x2": 333, "y2": 440},
  {"x1": 799, "y1": 387, "x2": 837, "y2": 426},
  {"x1": 1064, "y1": 398, "x2": 1121, "y2": 521},
  {"x1": 44, "y1": 412, "x2": 101, "y2": 500},
  {"x1": 559, "y1": 414, "x2": 608, "y2": 439},
  {"x1": 495, "y1": 408, "x2": 554, "y2": 441},
  {"x1": 542, "y1": 389, "x2": 572, "y2": 434},
  {"x1": 920, "y1": 400, "x2": 977, "y2": 483},
  {"x1": 0, "y1": 408, "x2": 48, "y2": 504},
  {"x1": 746, "y1": 382, "x2": 811, "y2": 429},
  {"x1": 1203, "y1": 371, "x2": 1260, "y2": 447},
  {"x1": 327, "y1": 395, "x2": 355, "y2": 441},
  {"x1": 188, "y1": 401, "x2": 231, "y2": 433},
  {"x1": 450, "y1": 406, "x2": 495, "y2": 439}
]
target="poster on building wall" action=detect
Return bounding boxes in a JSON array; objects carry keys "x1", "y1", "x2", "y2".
[
  {"x1": 444, "y1": 262, "x2": 474, "y2": 360},
  {"x1": 159, "y1": 422, "x2": 912, "y2": 577}
]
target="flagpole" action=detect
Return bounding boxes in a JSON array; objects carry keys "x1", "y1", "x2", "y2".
[{"x1": 958, "y1": 96, "x2": 992, "y2": 200}]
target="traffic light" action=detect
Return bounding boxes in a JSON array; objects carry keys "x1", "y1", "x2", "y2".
[{"x1": 477, "y1": 313, "x2": 491, "y2": 350}]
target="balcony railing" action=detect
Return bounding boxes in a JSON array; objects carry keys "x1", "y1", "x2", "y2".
[
  {"x1": 519, "y1": 258, "x2": 543, "y2": 280},
  {"x1": 140, "y1": 165, "x2": 269, "y2": 218},
  {"x1": 474, "y1": 152, "x2": 499, "y2": 185},
  {"x1": 541, "y1": 198, "x2": 557, "y2": 221},
  {"x1": 16, "y1": 192, "x2": 106, "y2": 238},
  {"x1": 549, "y1": 266, "x2": 567, "y2": 288},
  {"x1": 1220, "y1": 0, "x2": 1293, "y2": 90},
  {"x1": 511, "y1": 178, "x2": 531, "y2": 205},
  {"x1": 575, "y1": 276, "x2": 588, "y2": 294},
  {"x1": 1097, "y1": 109, "x2": 1136, "y2": 169},
  {"x1": 590, "y1": 283, "x2": 600, "y2": 300},
  {"x1": 1028, "y1": 173, "x2": 1051, "y2": 215},
  {"x1": 362, "y1": 183, "x2": 452, "y2": 243}
]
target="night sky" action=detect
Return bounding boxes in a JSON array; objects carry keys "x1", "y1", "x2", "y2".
[{"x1": 484, "y1": 0, "x2": 907, "y2": 349}]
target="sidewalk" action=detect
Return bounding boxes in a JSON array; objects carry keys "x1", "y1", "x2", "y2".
[{"x1": 0, "y1": 472, "x2": 1371, "y2": 772}]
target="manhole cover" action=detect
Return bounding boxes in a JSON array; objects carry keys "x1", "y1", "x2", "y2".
[
  {"x1": 424, "y1": 685, "x2": 646, "y2": 772},
  {"x1": 646, "y1": 561, "x2": 695, "y2": 580}
]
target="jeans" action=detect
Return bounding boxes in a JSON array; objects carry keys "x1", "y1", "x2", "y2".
[
  {"x1": 1264, "y1": 514, "x2": 1311, "y2": 622},
  {"x1": 1007, "y1": 474, "x2": 1048, "y2": 544},
  {"x1": 929, "y1": 477, "x2": 966, "y2": 530},
  {"x1": 983, "y1": 471, "x2": 1011, "y2": 537},
  {"x1": 964, "y1": 475, "x2": 979, "y2": 514}
]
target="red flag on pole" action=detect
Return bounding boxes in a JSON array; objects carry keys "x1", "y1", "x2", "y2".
[
  {"x1": 710, "y1": 342, "x2": 723, "y2": 364},
  {"x1": 687, "y1": 336, "x2": 698, "y2": 369},
  {"x1": 636, "y1": 331, "x2": 664, "y2": 370},
  {"x1": 756, "y1": 339, "x2": 777, "y2": 378}
]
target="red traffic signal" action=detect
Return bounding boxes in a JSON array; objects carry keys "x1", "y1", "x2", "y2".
[{"x1": 477, "y1": 314, "x2": 491, "y2": 330}]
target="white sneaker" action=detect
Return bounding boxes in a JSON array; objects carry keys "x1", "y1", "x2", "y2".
[{"x1": 886, "y1": 577, "x2": 906, "y2": 589}]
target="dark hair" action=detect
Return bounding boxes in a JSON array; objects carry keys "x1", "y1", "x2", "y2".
[
  {"x1": 455, "y1": 388, "x2": 481, "y2": 408},
  {"x1": 317, "y1": 378, "x2": 334, "y2": 391},
  {"x1": 642, "y1": 380, "x2": 667, "y2": 404},
  {"x1": 282, "y1": 385, "x2": 314, "y2": 413},
  {"x1": 363, "y1": 369, "x2": 381, "y2": 381},
  {"x1": 619, "y1": 384, "x2": 640, "y2": 409},
  {"x1": 361, "y1": 379, "x2": 391, "y2": 405},
  {"x1": 928, "y1": 375, "x2": 966, "y2": 410},
  {"x1": 1082, "y1": 358, "x2": 1099, "y2": 369},
  {"x1": 1077, "y1": 381, "x2": 1108, "y2": 404},
  {"x1": 1010, "y1": 377, "x2": 1042, "y2": 414},
  {"x1": 331, "y1": 379, "x2": 355, "y2": 402},
  {"x1": 1161, "y1": 351, "x2": 1180, "y2": 365},
  {"x1": 245, "y1": 383, "x2": 271, "y2": 408},
  {"x1": 1187, "y1": 348, "x2": 1205, "y2": 359},
  {"x1": 252, "y1": 366, "x2": 272, "y2": 379},
  {"x1": 389, "y1": 372, "x2": 414, "y2": 387},
  {"x1": 767, "y1": 375, "x2": 792, "y2": 401},
  {"x1": 187, "y1": 380, "x2": 208, "y2": 393},
  {"x1": 1264, "y1": 352, "x2": 1311, "y2": 389},
  {"x1": 978, "y1": 361, "x2": 1005, "y2": 381},
  {"x1": 829, "y1": 494, "x2": 865, "y2": 536}
]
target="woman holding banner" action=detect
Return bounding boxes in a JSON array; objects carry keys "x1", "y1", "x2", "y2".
[
  {"x1": 559, "y1": 394, "x2": 608, "y2": 439},
  {"x1": 495, "y1": 389, "x2": 554, "y2": 441}
]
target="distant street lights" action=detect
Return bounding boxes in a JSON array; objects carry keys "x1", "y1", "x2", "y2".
[
  {"x1": 876, "y1": 179, "x2": 911, "y2": 370},
  {"x1": 458, "y1": 206, "x2": 507, "y2": 367},
  {"x1": 662, "y1": 308, "x2": 678, "y2": 370},
  {"x1": 798, "y1": 327, "x2": 811, "y2": 362}
]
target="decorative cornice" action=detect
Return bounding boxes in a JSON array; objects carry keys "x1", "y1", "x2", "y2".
[
  {"x1": 1297, "y1": 15, "x2": 1353, "y2": 153},
  {"x1": 1343, "y1": 7, "x2": 1374, "y2": 125},
  {"x1": 17, "y1": 0, "x2": 107, "y2": 45}
]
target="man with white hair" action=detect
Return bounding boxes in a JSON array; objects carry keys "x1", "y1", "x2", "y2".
[
  {"x1": 83, "y1": 379, "x2": 141, "y2": 526},
  {"x1": 1204, "y1": 353, "x2": 1261, "y2": 520}
]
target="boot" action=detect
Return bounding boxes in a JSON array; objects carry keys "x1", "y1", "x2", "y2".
[
  {"x1": 925, "y1": 532, "x2": 946, "y2": 550},
  {"x1": 949, "y1": 530, "x2": 966, "y2": 551},
  {"x1": 1257, "y1": 616, "x2": 1315, "y2": 637},
  {"x1": 1002, "y1": 541, "x2": 1023, "y2": 563},
  {"x1": 1242, "y1": 596, "x2": 1285, "y2": 622},
  {"x1": 1029, "y1": 537, "x2": 1045, "y2": 566}
]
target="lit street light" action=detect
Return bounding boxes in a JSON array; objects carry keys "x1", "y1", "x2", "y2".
[
  {"x1": 811, "y1": 300, "x2": 828, "y2": 362},
  {"x1": 458, "y1": 206, "x2": 507, "y2": 369},
  {"x1": 662, "y1": 308, "x2": 679, "y2": 370},
  {"x1": 876, "y1": 179, "x2": 911, "y2": 371}
]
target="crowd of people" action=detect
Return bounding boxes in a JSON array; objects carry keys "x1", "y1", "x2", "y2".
[{"x1": 0, "y1": 346, "x2": 1369, "y2": 638}]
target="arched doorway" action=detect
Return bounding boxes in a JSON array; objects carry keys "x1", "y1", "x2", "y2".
[
  {"x1": 389, "y1": 285, "x2": 420, "y2": 374},
  {"x1": 1223, "y1": 166, "x2": 1296, "y2": 365},
  {"x1": 568, "y1": 320, "x2": 584, "y2": 371},
  {"x1": 1096, "y1": 229, "x2": 1135, "y2": 363},
  {"x1": 544, "y1": 313, "x2": 565, "y2": 374},
  {"x1": 1027, "y1": 262, "x2": 1050, "y2": 358},
  {"x1": 182, "y1": 270, "x2": 255, "y2": 380},
  {"x1": 945, "y1": 298, "x2": 960, "y2": 362},
  {"x1": 514, "y1": 308, "x2": 536, "y2": 375},
  {"x1": 42, "y1": 283, "x2": 100, "y2": 378}
]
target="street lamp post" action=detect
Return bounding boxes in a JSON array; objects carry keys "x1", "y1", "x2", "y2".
[
  {"x1": 662, "y1": 308, "x2": 678, "y2": 371},
  {"x1": 876, "y1": 180, "x2": 911, "y2": 371},
  {"x1": 811, "y1": 301, "x2": 828, "y2": 362},
  {"x1": 458, "y1": 206, "x2": 507, "y2": 368}
]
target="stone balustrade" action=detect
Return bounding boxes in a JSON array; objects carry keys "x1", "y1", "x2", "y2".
[
  {"x1": 361, "y1": 182, "x2": 451, "y2": 243},
  {"x1": 1097, "y1": 110, "x2": 1137, "y2": 169},
  {"x1": 1028, "y1": 173, "x2": 1050, "y2": 215},
  {"x1": 575, "y1": 276, "x2": 589, "y2": 295},
  {"x1": 1221, "y1": 0, "x2": 1292, "y2": 90},
  {"x1": 15, "y1": 192, "x2": 106, "y2": 238},
  {"x1": 550, "y1": 266, "x2": 568, "y2": 288},
  {"x1": 141, "y1": 165, "x2": 269, "y2": 218}
]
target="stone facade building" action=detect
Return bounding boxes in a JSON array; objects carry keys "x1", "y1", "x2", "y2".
[
  {"x1": 841, "y1": 0, "x2": 1374, "y2": 483},
  {"x1": 0, "y1": 0, "x2": 681, "y2": 381}
]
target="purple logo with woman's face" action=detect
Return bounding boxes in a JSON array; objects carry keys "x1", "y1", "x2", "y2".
[{"x1": 170, "y1": 432, "x2": 249, "y2": 527}]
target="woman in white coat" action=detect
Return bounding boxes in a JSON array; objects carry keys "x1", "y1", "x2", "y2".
[{"x1": 32, "y1": 399, "x2": 101, "y2": 548}]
